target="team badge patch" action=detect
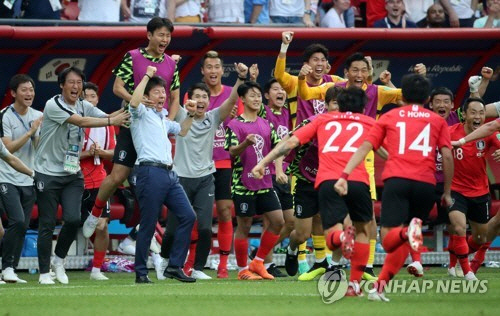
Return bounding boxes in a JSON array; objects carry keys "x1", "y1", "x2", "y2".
[
  {"x1": 296, "y1": 205, "x2": 303, "y2": 216},
  {"x1": 0, "y1": 184, "x2": 7, "y2": 194},
  {"x1": 476, "y1": 140, "x2": 485, "y2": 151},
  {"x1": 240, "y1": 203, "x2": 248, "y2": 214},
  {"x1": 119, "y1": 150, "x2": 127, "y2": 161},
  {"x1": 36, "y1": 181, "x2": 44, "y2": 192}
]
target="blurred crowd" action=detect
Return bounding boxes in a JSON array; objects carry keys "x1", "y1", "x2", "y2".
[{"x1": 0, "y1": 0, "x2": 499, "y2": 28}]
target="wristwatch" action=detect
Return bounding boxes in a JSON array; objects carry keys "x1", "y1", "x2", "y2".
[{"x1": 304, "y1": 10, "x2": 312, "y2": 15}]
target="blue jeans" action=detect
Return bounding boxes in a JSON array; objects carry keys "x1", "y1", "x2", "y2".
[
  {"x1": 134, "y1": 166, "x2": 195, "y2": 277},
  {"x1": 270, "y1": 15, "x2": 303, "y2": 24}
]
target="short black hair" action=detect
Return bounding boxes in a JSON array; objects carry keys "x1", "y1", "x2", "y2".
[
  {"x1": 202, "y1": 50, "x2": 223, "y2": 66},
  {"x1": 83, "y1": 82, "x2": 99, "y2": 94},
  {"x1": 337, "y1": 86, "x2": 367, "y2": 113},
  {"x1": 461, "y1": 97, "x2": 485, "y2": 113},
  {"x1": 325, "y1": 86, "x2": 344, "y2": 104},
  {"x1": 401, "y1": 74, "x2": 431, "y2": 104},
  {"x1": 430, "y1": 87, "x2": 454, "y2": 103},
  {"x1": 188, "y1": 82, "x2": 210, "y2": 99},
  {"x1": 144, "y1": 75, "x2": 167, "y2": 96},
  {"x1": 264, "y1": 78, "x2": 279, "y2": 95},
  {"x1": 237, "y1": 81, "x2": 262, "y2": 98},
  {"x1": 9, "y1": 74, "x2": 35, "y2": 91},
  {"x1": 147, "y1": 17, "x2": 174, "y2": 34},
  {"x1": 344, "y1": 52, "x2": 369, "y2": 70},
  {"x1": 303, "y1": 43, "x2": 329, "y2": 63},
  {"x1": 58, "y1": 66, "x2": 86, "y2": 85}
]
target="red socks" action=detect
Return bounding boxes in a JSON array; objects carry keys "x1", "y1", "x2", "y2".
[
  {"x1": 382, "y1": 227, "x2": 408, "y2": 253},
  {"x1": 448, "y1": 234, "x2": 457, "y2": 268},
  {"x1": 467, "y1": 235, "x2": 481, "y2": 254},
  {"x1": 377, "y1": 243, "x2": 410, "y2": 292},
  {"x1": 454, "y1": 235, "x2": 471, "y2": 274},
  {"x1": 218, "y1": 221, "x2": 233, "y2": 269},
  {"x1": 471, "y1": 242, "x2": 491, "y2": 273},
  {"x1": 350, "y1": 242, "x2": 369, "y2": 283},
  {"x1": 91, "y1": 197, "x2": 107, "y2": 217},
  {"x1": 93, "y1": 250, "x2": 106, "y2": 269},
  {"x1": 409, "y1": 247, "x2": 421, "y2": 262},
  {"x1": 256, "y1": 230, "x2": 280, "y2": 260},
  {"x1": 326, "y1": 230, "x2": 343, "y2": 251},
  {"x1": 234, "y1": 238, "x2": 248, "y2": 268}
]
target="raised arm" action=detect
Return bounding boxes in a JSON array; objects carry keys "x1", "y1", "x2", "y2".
[
  {"x1": 452, "y1": 119, "x2": 500, "y2": 146},
  {"x1": 178, "y1": 100, "x2": 196, "y2": 137},
  {"x1": 130, "y1": 66, "x2": 156, "y2": 108},
  {"x1": 219, "y1": 63, "x2": 249, "y2": 121}
]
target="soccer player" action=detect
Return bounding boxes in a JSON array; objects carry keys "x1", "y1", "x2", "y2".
[
  {"x1": 83, "y1": 17, "x2": 180, "y2": 238},
  {"x1": 335, "y1": 74, "x2": 454, "y2": 301},
  {"x1": 225, "y1": 81, "x2": 284, "y2": 280},
  {"x1": 159, "y1": 63, "x2": 249, "y2": 280},
  {"x1": 0, "y1": 136, "x2": 37, "y2": 284},
  {"x1": 258, "y1": 78, "x2": 293, "y2": 277},
  {"x1": 79, "y1": 82, "x2": 116, "y2": 281},
  {"x1": 446, "y1": 98, "x2": 499, "y2": 281},
  {"x1": 34, "y1": 67, "x2": 129, "y2": 285},
  {"x1": 195, "y1": 50, "x2": 243, "y2": 278},
  {"x1": 276, "y1": 31, "x2": 344, "y2": 276},
  {"x1": 252, "y1": 86, "x2": 376, "y2": 296},
  {"x1": 0, "y1": 74, "x2": 42, "y2": 284},
  {"x1": 129, "y1": 66, "x2": 196, "y2": 283}
]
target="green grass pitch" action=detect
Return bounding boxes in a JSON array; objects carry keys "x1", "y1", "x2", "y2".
[{"x1": 1, "y1": 267, "x2": 499, "y2": 316}]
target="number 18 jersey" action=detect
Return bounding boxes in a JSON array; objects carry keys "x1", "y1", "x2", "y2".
[
  {"x1": 293, "y1": 111, "x2": 376, "y2": 188},
  {"x1": 366, "y1": 105, "x2": 451, "y2": 185}
]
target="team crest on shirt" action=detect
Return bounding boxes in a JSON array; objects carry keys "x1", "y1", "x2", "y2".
[
  {"x1": 36, "y1": 181, "x2": 44, "y2": 192},
  {"x1": 240, "y1": 203, "x2": 248, "y2": 214},
  {"x1": 476, "y1": 140, "x2": 485, "y2": 151},
  {"x1": 0, "y1": 184, "x2": 7, "y2": 194},
  {"x1": 119, "y1": 150, "x2": 127, "y2": 161}
]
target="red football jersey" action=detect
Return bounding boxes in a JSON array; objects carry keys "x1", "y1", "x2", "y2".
[
  {"x1": 366, "y1": 105, "x2": 451, "y2": 185},
  {"x1": 449, "y1": 123, "x2": 500, "y2": 197},
  {"x1": 293, "y1": 111, "x2": 376, "y2": 188}
]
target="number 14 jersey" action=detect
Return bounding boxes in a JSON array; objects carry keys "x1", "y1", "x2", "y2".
[{"x1": 366, "y1": 105, "x2": 451, "y2": 185}]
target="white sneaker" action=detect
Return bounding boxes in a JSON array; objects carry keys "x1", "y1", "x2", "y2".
[
  {"x1": 0, "y1": 280, "x2": 6, "y2": 284},
  {"x1": 448, "y1": 267, "x2": 457, "y2": 277},
  {"x1": 407, "y1": 218, "x2": 423, "y2": 252},
  {"x1": 191, "y1": 270, "x2": 212, "y2": 280},
  {"x1": 150, "y1": 233, "x2": 162, "y2": 254},
  {"x1": 407, "y1": 261, "x2": 424, "y2": 277},
  {"x1": 455, "y1": 264, "x2": 464, "y2": 277},
  {"x1": 118, "y1": 240, "x2": 136, "y2": 255},
  {"x1": 368, "y1": 291, "x2": 390, "y2": 302},
  {"x1": 2, "y1": 267, "x2": 27, "y2": 283},
  {"x1": 464, "y1": 271, "x2": 478, "y2": 281},
  {"x1": 154, "y1": 257, "x2": 168, "y2": 281},
  {"x1": 39, "y1": 273, "x2": 55, "y2": 285},
  {"x1": 90, "y1": 271, "x2": 109, "y2": 281},
  {"x1": 51, "y1": 260, "x2": 69, "y2": 284},
  {"x1": 82, "y1": 214, "x2": 100, "y2": 238}
]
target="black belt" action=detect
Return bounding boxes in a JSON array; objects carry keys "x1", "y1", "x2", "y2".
[{"x1": 139, "y1": 162, "x2": 173, "y2": 170}]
